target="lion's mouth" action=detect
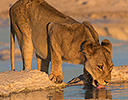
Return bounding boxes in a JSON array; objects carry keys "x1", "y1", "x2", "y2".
[
  {"x1": 94, "y1": 80, "x2": 105, "y2": 89},
  {"x1": 94, "y1": 80, "x2": 99, "y2": 86}
]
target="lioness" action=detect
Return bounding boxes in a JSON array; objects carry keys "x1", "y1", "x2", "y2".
[{"x1": 9, "y1": 0, "x2": 113, "y2": 86}]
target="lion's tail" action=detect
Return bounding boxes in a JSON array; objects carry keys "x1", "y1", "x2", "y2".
[
  {"x1": 10, "y1": 24, "x2": 15, "y2": 71},
  {"x1": 9, "y1": 6, "x2": 15, "y2": 71}
]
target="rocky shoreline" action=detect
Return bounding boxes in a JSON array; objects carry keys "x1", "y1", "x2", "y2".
[
  {"x1": 0, "y1": 65, "x2": 127, "y2": 97},
  {"x1": 0, "y1": 70, "x2": 66, "y2": 97}
]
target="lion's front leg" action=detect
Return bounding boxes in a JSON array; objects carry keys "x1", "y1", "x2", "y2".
[{"x1": 49, "y1": 47, "x2": 63, "y2": 84}]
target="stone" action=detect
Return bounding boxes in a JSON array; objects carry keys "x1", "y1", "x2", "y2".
[{"x1": 0, "y1": 69, "x2": 66, "y2": 97}]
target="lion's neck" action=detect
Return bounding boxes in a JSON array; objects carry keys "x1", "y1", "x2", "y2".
[{"x1": 62, "y1": 52, "x2": 85, "y2": 65}]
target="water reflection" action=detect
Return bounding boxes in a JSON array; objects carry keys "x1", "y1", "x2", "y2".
[
  {"x1": 84, "y1": 86, "x2": 112, "y2": 99},
  {"x1": 64, "y1": 84, "x2": 112, "y2": 99},
  {"x1": 2, "y1": 89, "x2": 64, "y2": 100},
  {"x1": 1, "y1": 83, "x2": 128, "y2": 99}
]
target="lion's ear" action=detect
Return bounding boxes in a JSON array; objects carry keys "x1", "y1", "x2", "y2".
[
  {"x1": 101, "y1": 39, "x2": 113, "y2": 57},
  {"x1": 81, "y1": 41, "x2": 95, "y2": 56}
]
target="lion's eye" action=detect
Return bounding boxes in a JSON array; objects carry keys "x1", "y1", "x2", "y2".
[{"x1": 97, "y1": 64, "x2": 103, "y2": 71}]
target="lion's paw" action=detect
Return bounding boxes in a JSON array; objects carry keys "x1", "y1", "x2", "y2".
[{"x1": 49, "y1": 73, "x2": 63, "y2": 84}]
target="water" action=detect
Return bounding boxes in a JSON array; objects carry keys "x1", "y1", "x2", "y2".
[
  {"x1": 0, "y1": 27, "x2": 128, "y2": 99},
  {"x1": 64, "y1": 83, "x2": 128, "y2": 99}
]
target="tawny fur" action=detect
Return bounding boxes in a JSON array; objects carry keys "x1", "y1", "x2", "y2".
[{"x1": 9, "y1": 0, "x2": 113, "y2": 85}]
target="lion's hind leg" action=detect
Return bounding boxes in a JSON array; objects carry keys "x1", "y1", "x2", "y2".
[
  {"x1": 41, "y1": 59, "x2": 49, "y2": 74},
  {"x1": 36, "y1": 54, "x2": 49, "y2": 74},
  {"x1": 22, "y1": 38, "x2": 33, "y2": 70},
  {"x1": 16, "y1": 24, "x2": 33, "y2": 70},
  {"x1": 36, "y1": 54, "x2": 42, "y2": 71}
]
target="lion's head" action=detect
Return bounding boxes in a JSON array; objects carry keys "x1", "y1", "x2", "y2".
[{"x1": 82, "y1": 39, "x2": 113, "y2": 87}]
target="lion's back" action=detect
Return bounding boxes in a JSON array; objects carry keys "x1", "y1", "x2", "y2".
[{"x1": 9, "y1": 0, "x2": 78, "y2": 60}]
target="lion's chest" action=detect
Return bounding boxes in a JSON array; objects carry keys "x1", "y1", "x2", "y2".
[{"x1": 61, "y1": 47, "x2": 84, "y2": 65}]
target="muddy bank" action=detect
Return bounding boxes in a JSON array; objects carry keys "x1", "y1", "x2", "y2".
[
  {"x1": 1, "y1": 0, "x2": 128, "y2": 20},
  {"x1": 93, "y1": 22, "x2": 128, "y2": 40}
]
